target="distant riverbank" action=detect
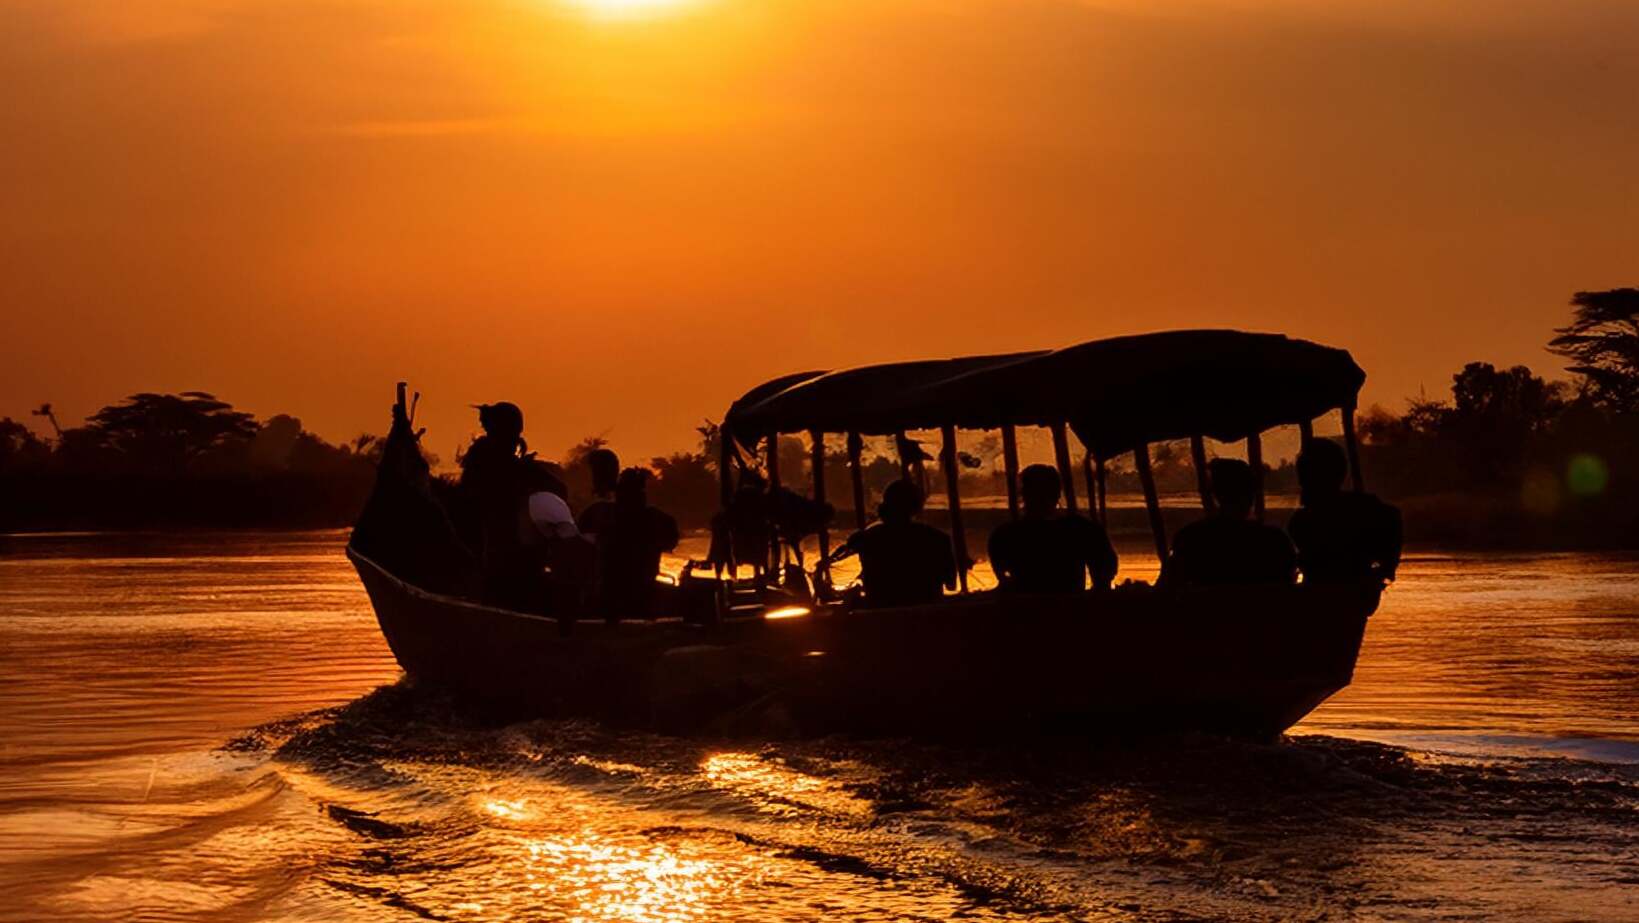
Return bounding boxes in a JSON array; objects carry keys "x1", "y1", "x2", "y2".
[{"x1": 5, "y1": 492, "x2": 1636, "y2": 554}]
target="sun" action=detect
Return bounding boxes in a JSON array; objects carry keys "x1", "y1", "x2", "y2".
[{"x1": 566, "y1": 0, "x2": 698, "y2": 20}]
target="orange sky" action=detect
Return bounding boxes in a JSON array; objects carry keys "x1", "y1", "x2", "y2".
[{"x1": 3, "y1": 0, "x2": 1636, "y2": 464}]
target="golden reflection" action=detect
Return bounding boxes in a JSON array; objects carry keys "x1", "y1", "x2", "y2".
[
  {"x1": 520, "y1": 836, "x2": 733, "y2": 923},
  {"x1": 482, "y1": 798, "x2": 533, "y2": 821},
  {"x1": 700, "y1": 752, "x2": 871, "y2": 818},
  {"x1": 764, "y1": 606, "x2": 810, "y2": 620}
]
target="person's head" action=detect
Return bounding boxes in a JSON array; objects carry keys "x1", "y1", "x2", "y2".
[
  {"x1": 587, "y1": 448, "x2": 620, "y2": 497},
  {"x1": 1019, "y1": 464, "x2": 1062, "y2": 515},
  {"x1": 475, "y1": 401, "x2": 524, "y2": 447},
  {"x1": 1208, "y1": 458, "x2": 1257, "y2": 519},
  {"x1": 616, "y1": 467, "x2": 650, "y2": 507},
  {"x1": 1296, "y1": 439, "x2": 1348, "y2": 503},
  {"x1": 878, "y1": 478, "x2": 925, "y2": 524}
]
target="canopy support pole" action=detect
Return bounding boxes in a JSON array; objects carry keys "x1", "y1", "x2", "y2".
[
  {"x1": 1298, "y1": 419, "x2": 1314, "y2": 452},
  {"x1": 1051, "y1": 422, "x2": 1079, "y2": 514},
  {"x1": 766, "y1": 434, "x2": 782, "y2": 574},
  {"x1": 1001, "y1": 423, "x2": 1021, "y2": 520},
  {"x1": 1248, "y1": 431, "x2": 1266, "y2": 523},
  {"x1": 1081, "y1": 452, "x2": 1098, "y2": 521},
  {"x1": 810, "y1": 429, "x2": 830, "y2": 587},
  {"x1": 1134, "y1": 443, "x2": 1168, "y2": 562},
  {"x1": 847, "y1": 431, "x2": 867, "y2": 530},
  {"x1": 718, "y1": 424, "x2": 736, "y2": 577},
  {"x1": 939, "y1": 424, "x2": 969, "y2": 593},
  {"x1": 1189, "y1": 434, "x2": 1215, "y2": 513},
  {"x1": 1342, "y1": 403, "x2": 1365, "y2": 492},
  {"x1": 1095, "y1": 456, "x2": 1108, "y2": 525}
]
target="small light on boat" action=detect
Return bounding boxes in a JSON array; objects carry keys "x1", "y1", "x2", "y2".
[
  {"x1": 655, "y1": 573, "x2": 679, "y2": 586},
  {"x1": 764, "y1": 606, "x2": 811, "y2": 620},
  {"x1": 803, "y1": 650, "x2": 827, "y2": 657}
]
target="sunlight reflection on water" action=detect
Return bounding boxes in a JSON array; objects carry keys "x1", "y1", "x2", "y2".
[{"x1": 2, "y1": 532, "x2": 1637, "y2": 921}]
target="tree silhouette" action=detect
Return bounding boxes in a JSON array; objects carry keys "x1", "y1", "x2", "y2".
[
  {"x1": 87, "y1": 391, "x2": 257, "y2": 472},
  {"x1": 1550, "y1": 288, "x2": 1639, "y2": 414},
  {"x1": 0, "y1": 418, "x2": 51, "y2": 473}
]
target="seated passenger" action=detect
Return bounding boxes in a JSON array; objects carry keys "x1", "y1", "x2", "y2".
[
  {"x1": 593, "y1": 468, "x2": 680, "y2": 622},
  {"x1": 832, "y1": 479, "x2": 956, "y2": 608},
  {"x1": 522, "y1": 485, "x2": 595, "y2": 618},
  {"x1": 988, "y1": 464, "x2": 1118, "y2": 593},
  {"x1": 1160, "y1": 458, "x2": 1296, "y2": 589},
  {"x1": 575, "y1": 447, "x2": 621, "y2": 539},
  {"x1": 1288, "y1": 440, "x2": 1402, "y2": 584}
]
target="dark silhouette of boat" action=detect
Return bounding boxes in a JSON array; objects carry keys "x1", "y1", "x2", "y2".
[{"x1": 349, "y1": 330, "x2": 1383, "y2": 739}]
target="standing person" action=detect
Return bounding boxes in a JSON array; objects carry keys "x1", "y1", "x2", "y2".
[
  {"x1": 1160, "y1": 458, "x2": 1296, "y2": 589},
  {"x1": 1288, "y1": 440, "x2": 1402, "y2": 584},
  {"x1": 987, "y1": 464, "x2": 1118, "y2": 593},
  {"x1": 829, "y1": 479, "x2": 956, "y2": 608},
  {"x1": 459, "y1": 402, "x2": 542, "y2": 607},
  {"x1": 594, "y1": 468, "x2": 680, "y2": 621},
  {"x1": 576, "y1": 447, "x2": 621, "y2": 539}
]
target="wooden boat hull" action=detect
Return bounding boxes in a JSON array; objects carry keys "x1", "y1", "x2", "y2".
[{"x1": 351, "y1": 547, "x2": 1375, "y2": 739}]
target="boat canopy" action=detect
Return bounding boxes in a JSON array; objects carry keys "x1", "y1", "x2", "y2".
[{"x1": 724, "y1": 330, "x2": 1365, "y2": 458}]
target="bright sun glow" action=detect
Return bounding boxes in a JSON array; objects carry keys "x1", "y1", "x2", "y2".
[{"x1": 566, "y1": 0, "x2": 697, "y2": 20}]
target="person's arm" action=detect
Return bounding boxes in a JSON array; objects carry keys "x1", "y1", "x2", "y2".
[
  {"x1": 987, "y1": 527, "x2": 1011, "y2": 588},
  {"x1": 1083, "y1": 519, "x2": 1118, "y2": 591}
]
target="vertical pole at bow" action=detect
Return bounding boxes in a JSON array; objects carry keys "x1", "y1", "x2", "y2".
[
  {"x1": 1298, "y1": 418, "x2": 1315, "y2": 452},
  {"x1": 1134, "y1": 442, "x2": 1168, "y2": 563},
  {"x1": 1190, "y1": 434, "x2": 1215, "y2": 513},
  {"x1": 1051, "y1": 421, "x2": 1078, "y2": 514},
  {"x1": 1001, "y1": 423, "x2": 1021, "y2": 520},
  {"x1": 940, "y1": 424, "x2": 969, "y2": 593},
  {"x1": 847, "y1": 431, "x2": 867, "y2": 531}
]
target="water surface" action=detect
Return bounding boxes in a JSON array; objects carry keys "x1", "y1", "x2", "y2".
[{"x1": 1, "y1": 532, "x2": 1634, "y2": 921}]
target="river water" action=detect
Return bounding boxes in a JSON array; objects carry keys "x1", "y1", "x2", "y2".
[{"x1": 0, "y1": 531, "x2": 1635, "y2": 921}]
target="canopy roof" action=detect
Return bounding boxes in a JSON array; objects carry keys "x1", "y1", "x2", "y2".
[{"x1": 725, "y1": 330, "x2": 1365, "y2": 458}]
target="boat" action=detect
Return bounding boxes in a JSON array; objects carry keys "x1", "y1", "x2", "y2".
[{"x1": 348, "y1": 330, "x2": 1383, "y2": 739}]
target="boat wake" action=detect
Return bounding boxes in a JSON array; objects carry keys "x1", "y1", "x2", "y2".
[{"x1": 213, "y1": 681, "x2": 1639, "y2": 921}]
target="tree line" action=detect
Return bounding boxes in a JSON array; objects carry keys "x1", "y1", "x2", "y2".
[{"x1": 4, "y1": 288, "x2": 1635, "y2": 545}]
